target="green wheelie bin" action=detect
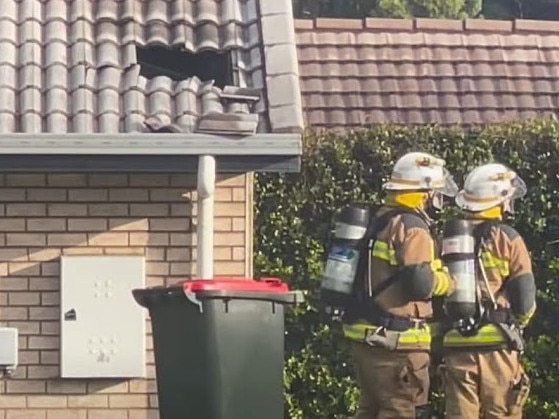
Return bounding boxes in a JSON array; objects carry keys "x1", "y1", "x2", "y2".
[{"x1": 132, "y1": 277, "x2": 303, "y2": 419}]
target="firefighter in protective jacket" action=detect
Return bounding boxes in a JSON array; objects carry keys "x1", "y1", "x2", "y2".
[
  {"x1": 441, "y1": 163, "x2": 536, "y2": 418},
  {"x1": 342, "y1": 151, "x2": 458, "y2": 419}
]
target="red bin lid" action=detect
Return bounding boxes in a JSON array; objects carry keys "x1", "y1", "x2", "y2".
[{"x1": 177, "y1": 277, "x2": 290, "y2": 293}]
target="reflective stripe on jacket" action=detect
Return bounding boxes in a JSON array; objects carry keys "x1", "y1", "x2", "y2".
[
  {"x1": 371, "y1": 241, "x2": 397, "y2": 265},
  {"x1": 480, "y1": 251, "x2": 509, "y2": 278},
  {"x1": 373, "y1": 239, "x2": 447, "y2": 278},
  {"x1": 443, "y1": 324, "x2": 507, "y2": 348}
]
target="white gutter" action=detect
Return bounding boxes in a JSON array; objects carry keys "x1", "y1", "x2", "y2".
[{"x1": 196, "y1": 155, "x2": 216, "y2": 280}]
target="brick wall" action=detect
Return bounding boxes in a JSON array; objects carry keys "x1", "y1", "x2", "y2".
[{"x1": 0, "y1": 172, "x2": 252, "y2": 419}]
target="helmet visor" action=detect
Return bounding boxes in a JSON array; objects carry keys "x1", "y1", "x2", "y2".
[
  {"x1": 434, "y1": 168, "x2": 459, "y2": 197},
  {"x1": 510, "y1": 174, "x2": 527, "y2": 200},
  {"x1": 503, "y1": 173, "x2": 527, "y2": 215}
]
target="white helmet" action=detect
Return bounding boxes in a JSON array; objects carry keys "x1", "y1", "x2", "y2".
[
  {"x1": 455, "y1": 163, "x2": 527, "y2": 213},
  {"x1": 383, "y1": 151, "x2": 458, "y2": 198}
]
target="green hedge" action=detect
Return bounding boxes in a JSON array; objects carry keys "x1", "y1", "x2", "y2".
[{"x1": 254, "y1": 119, "x2": 559, "y2": 419}]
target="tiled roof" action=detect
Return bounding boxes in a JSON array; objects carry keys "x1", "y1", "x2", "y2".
[
  {"x1": 0, "y1": 0, "x2": 303, "y2": 134},
  {"x1": 295, "y1": 18, "x2": 559, "y2": 128}
]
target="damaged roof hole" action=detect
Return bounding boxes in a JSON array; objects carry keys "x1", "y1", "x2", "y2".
[{"x1": 136, "y1": 46, "x2": 233, "y2": 89}]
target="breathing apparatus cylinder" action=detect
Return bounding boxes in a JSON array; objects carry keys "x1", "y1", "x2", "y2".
[
  {"x1": 441, "y1": 219, "x2": 477, "y2": 321},
  {"x1": 320, "y1": 205, "x2": 370, "y2": 314}
]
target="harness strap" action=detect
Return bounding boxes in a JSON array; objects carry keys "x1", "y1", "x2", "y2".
[
  {"x1": 373, "y1": 312, "x2": 427, "y2": 332},
  {"x1": 485, "y1": 308, "x2": 518, "y2": 326}
]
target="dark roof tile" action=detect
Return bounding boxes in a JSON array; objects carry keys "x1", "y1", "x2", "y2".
[
  {"x1": 297, "y1": 17, "x2": 559, "y2": 126},
  {"x1": 440, "y1": 94, "x2": 461, "y2": 108},
  {"x1": 363, "y1": 94, "x2": 384, "y2": 108},
  {"x1": 536, "y1": 95, "x2": 555, "y2": 108},
  {"x1": 399, "y1": 78, "x2": 420, "y2": 92},
  {"x1": 499, "y1": 94, "x2": 518, "y2": 108}
]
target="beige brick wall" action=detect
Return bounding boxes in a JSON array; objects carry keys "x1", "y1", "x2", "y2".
[{"x1": 0, "y1": 172, "x2": 252, "y2": 418}]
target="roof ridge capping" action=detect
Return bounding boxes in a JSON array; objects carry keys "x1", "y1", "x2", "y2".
[{"x1": 294, "y1": 17, "x2": 559, "y2": 34}]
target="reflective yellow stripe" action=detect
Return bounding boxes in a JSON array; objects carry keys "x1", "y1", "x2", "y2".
[
  {"x1": 343, "y1": 322, "x2": 431, "y2": 347},
  {"x1": 372, "y1": 240, "x2": 439, "y2": 270},
  {"x1": 443, "y1": 323, "x2": 506, "y2": 347},
  {"x1": 431, "y1": 258, "x2": 443, "y2": 271},
  {"x1": 481, "y1": 251, "x2": 509, "y2": 277},
  {"x1": 343, "y1": 323, "x2": 369, "y2": 341},
  {"x1": 399, "y1": 327, "x2": 432, "y2": 346},
  {"x1": 432, "y1": 269, "x2": 451, "y2": 296},
  {"x1": 518, "y1": 305, "x2": 536, "y2": 327},
  {"x1": 431, "y1": 257, "x2": 451, "y2": 297},
  {"x1": 371, "y1": 241, "x2": 397, "y2": 265}
]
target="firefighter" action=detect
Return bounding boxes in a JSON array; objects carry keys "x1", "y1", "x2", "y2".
[
  {"x1": 441, "y1": 163, "x2": 536, "y2": 418},
  {"x1": 342, "y1": 151, "x2": 458, "y2": 419}
]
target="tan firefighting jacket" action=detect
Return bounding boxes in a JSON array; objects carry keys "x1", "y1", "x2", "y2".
[
  {"x1": 343, "y1": 205, "x2": 456, "y2": 350},
  {"x1": 443, "y1": 221, "x2": 536, "y2": 349}
]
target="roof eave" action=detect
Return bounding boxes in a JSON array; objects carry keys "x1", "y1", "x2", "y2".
[{"x1": 0, "y1": 133, "x2": 302, "y2": 173}]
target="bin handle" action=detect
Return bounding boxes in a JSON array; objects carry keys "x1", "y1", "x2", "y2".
[
  {"x1": 183, "y1": 289, "x2": 203, "y2": 313},
  {"x1": 260, "y1": 278, "x2": 284, "y2": 287}
]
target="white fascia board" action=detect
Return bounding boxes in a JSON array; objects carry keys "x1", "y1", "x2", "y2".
[{"x1": 0, "y1": 133, "x2": 302, "y2": 156}]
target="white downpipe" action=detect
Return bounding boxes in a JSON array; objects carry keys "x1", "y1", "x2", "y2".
[{"x1": 197, "y1": 155, "x2": 216, "y2": 279}]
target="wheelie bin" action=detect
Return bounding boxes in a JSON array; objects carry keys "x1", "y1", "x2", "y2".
[{"x1": 132, "y1": 277, "x2": 303, "y2": 419}]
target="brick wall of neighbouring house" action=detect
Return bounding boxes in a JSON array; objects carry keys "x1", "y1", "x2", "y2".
[{"x1": 0, "y1": 172, "x2": 252, "y2": 419}]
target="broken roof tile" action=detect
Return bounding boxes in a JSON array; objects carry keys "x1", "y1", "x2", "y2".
[{"x1": 0, "y1": 0, "x2": 303, "y2": 134}]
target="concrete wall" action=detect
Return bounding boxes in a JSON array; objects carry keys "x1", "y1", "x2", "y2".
[{"x1": 0, "y1": 172, "x2": 252, "y2": 419}]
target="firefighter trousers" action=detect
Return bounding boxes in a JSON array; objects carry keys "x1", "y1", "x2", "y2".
[
  {"x1": 350, "y1": 341, "x2": 430, "y2": 419},
  {"x1": 442, "y1": 349, "x2": 530, "y2": 418}
]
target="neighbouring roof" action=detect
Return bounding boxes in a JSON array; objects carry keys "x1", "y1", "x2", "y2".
[
  {"x1": 296, "y1": 17, "x2": 559, "y2": 128},
  {"x1": 0, "y1": 0, "x2": 303, "y2": 134}
]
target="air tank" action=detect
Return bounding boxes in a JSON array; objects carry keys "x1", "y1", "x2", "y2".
[
  {"x1": 320, "y1": 205, "x2": 370, "y2": 313},
  {"x1": 441, "y1": 219, "x2": 478, "y2": 320}
]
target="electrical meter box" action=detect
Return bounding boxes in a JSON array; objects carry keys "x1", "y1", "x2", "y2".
[
  {"x1": 0, "y1": 327, "x2": 18, "y2": 375},
  {"x1": 60, "y1": 255, "x2": 146, "y2": 378}
]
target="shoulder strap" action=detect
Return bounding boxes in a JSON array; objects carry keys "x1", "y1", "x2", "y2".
[
  {"x1": 473, "y1": 220, "x2": 499, "y2": 255},
  {"x1": 366, "y1": 207, "x2": 420, "y2": 242},
  {"x1": 367, "y1": 208, "x2": 425, "y2": 300},
  {"x1": 473, "y1": 221, "x2": 512, "y2": 303}
]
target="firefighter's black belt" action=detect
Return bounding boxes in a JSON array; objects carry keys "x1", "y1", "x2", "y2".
[{"x1": 376, "y1": 313, "x2": 426, "y2": 332}]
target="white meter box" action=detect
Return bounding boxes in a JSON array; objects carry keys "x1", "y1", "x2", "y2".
[
  {"x1": 60, "y1": 255, "x2": 146, "y2": 378},
  {"x1": 0, "y1": 327, "x2": 18, "y2": 374}
]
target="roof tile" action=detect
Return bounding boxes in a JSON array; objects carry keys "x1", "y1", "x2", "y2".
[
  {"x1": 364, "y1": 18, "x2": 414, "y2": 31},
  {"x1": 258, "y1": 0, "x2": 304, "y2": 133},
  {"x1": 415, "y1": 18, "x2": 463, "y2": 31},
  {"x1": 297, "y1": 18, "x2": 559, "y2": 127},
  {"x1": 515, "y1": 19, "x2": 559, "y2": 33},
  {"x1": 315, "y1": 18, "x2": 364, "y2": 30},
  {"x1": 464, "y1": 19, "x2": 513, "y2": 32}
]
